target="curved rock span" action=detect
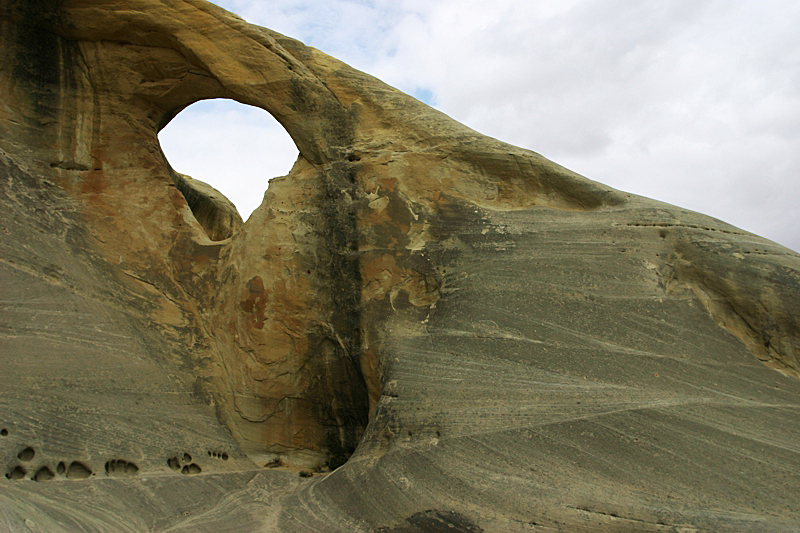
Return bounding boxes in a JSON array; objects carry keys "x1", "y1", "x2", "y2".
[{"x1": 1, "y1": 1, "x2": 799, "y2": 531}]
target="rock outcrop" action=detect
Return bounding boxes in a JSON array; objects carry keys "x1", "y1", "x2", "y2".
[
  {"x1": 171, "y1": 171, "x2": 242, "y2": 241},
  {"x1": 1, "y1": 1, "x2": 799, "y2": 531}
]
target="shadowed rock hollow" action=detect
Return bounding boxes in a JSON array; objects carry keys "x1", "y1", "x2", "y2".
[{"x1": 1, "y1": 1, "x2": 800, "y2": 532}]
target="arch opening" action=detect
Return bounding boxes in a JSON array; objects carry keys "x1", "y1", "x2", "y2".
[{"x1": 158, "y1": 98, "x2": 300, "y2": 237}]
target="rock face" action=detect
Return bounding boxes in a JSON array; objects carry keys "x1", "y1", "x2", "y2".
[{"x1": 1, "y1": 1, "x2": 799, "y2": 532}]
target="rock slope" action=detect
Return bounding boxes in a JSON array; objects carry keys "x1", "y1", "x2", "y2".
[{"x1": 1, "y1": 1, "x2": 799, "y2": 531}]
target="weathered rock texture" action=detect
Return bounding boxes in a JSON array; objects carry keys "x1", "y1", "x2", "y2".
[{"x1": 1, "y1": 1, "x2": 800, "y2": 532}]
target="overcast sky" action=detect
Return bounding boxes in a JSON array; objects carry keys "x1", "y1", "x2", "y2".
[{"x1": 159, "y1": 0, "x2": 800, "y2": 252}]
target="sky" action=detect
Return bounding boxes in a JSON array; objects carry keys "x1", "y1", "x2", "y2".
[{"x1": 159, "y1": 0, "x2": 800, "y2": 252}]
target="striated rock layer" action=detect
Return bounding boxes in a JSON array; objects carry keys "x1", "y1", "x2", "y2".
[{"x1": 1, "y1": 1, "x2": 799, "y2": 531}]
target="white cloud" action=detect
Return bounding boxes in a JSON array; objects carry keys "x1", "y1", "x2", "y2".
[{"x1": 159, "y1": 0, "x2": 800, "y2": 251}]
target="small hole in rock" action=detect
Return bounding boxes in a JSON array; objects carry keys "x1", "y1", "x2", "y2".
[
  {"x1": 33, "y1": 466, "x2": 55, "y2": 482},
  {"x1": 265, "y1": 458, "x2": 283, "y2": 468},
  {"x1": 18, "y1": 447, "x2": 35, "y2": 462},
  {"x1": 6, "y1": 466, "x2": 26, "y2": 480},
  {"x1": 66, "y1": 461, "x2": 92, "y2": 480},
  {"x1": 0, "y1": 428, "x2": 8, "y2": 436},
  {"x1": 181, "y1": 463, "x2": 201, "y2": 475}
]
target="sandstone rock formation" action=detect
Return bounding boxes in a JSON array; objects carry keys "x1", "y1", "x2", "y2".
[{"x1": 1, "y1": 1, "x2": 799, "y2": 532}]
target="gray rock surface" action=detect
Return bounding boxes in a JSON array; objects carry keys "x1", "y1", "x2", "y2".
[{"x1": 1, "y1": 1, "x2": 799, "y2": 532}]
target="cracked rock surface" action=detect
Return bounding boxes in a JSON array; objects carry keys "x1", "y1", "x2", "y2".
[{"x1": 1, "y1": 1, "x2": 800, "y2": 531}]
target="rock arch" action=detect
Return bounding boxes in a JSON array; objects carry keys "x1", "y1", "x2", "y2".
[{"x1": 2, "y1": 0, "x2": 800, "y2": 531}]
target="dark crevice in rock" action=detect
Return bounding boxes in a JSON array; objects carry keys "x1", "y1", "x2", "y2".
[
  {"x1": 310, "y1": 161, "x2": 371, "y2": 469},
  {"x1": 9, "y1": 0, "x2": 66, "y2": 88},
  {"x1": 377, "y1": 510, "x2": 485, "y2": 533}
]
